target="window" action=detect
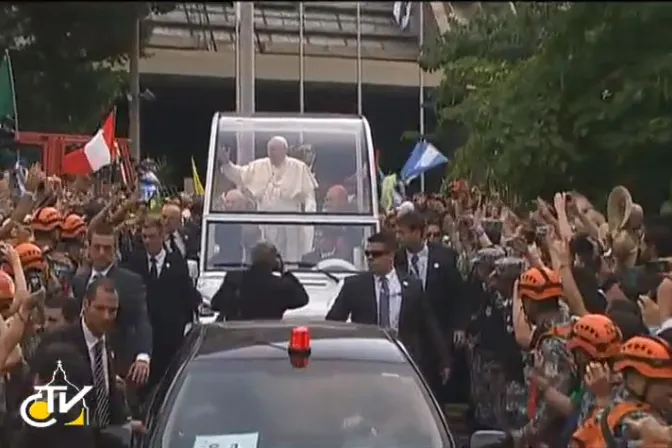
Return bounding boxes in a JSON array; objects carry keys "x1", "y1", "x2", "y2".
[
  {"x1": 161, "y1": 358, "x2": 449, "y2": 448},
  {"x1": 211, "y1": 117, "x2": 374, "y2": 215},
  {"x1": 204, "y1": 221, "x2": 375, "y2": 271}
]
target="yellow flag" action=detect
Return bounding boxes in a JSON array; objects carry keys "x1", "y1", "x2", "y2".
[
  {"x1": 191, "y1": 157, "x2": 205, "y2": 195},
  {"x1": 380, "y1": 174, "x2": 398, "y2": 212}
]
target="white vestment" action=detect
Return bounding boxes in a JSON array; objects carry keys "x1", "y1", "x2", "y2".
[{"x1": 220, "y1": 156, "x2": 318, "y2": 261}]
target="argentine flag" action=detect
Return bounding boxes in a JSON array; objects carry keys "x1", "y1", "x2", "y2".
[
  {"x1": 139, "y1": 170, "x2": 160, "y2": 203},
  {"x1": 400, "y1": 140, "x2": 449, "y2": 184}
]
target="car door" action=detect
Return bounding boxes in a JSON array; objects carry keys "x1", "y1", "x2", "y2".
[{"x1": 133, "y1": 330, "x2": 201, "y2": 447}]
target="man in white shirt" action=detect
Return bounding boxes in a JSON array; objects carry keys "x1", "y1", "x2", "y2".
[
  {"x1": 34, "y1": 277, "x2": 131, "y2": 430},
  {"x1": 217, "y1": 136, "x2": 318, "y2": 260},
  {"x1": 326, "y1": 232, "x2": 451, "y2": 387},
  {"x1": 161, "y1": 203, "x2": 188, "y2": 257},
  {"x1": 71, "y1": 223, "x2": 151, "y2": 386},
  {"x1": 125, "y1": 216, "x2": 200, "y2": 387}
]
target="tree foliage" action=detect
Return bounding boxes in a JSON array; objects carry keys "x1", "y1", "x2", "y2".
[
  {"x1": 0, "y1": 3, "x2": 177, "y2": 134},
  {"x1": 430, "y1": 3, "x2": 672, "y2": 208}
]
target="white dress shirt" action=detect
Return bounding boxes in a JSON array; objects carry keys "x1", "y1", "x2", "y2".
[
  {"x1": 85, "y1": 264, "x2": 151, "y2": 365},
  {"x1": 406, "y1": 244, "x2": 429, "y2": 287},
  {"x1": 81, "y1": 318, "x2": 109, "y2": 392},
  {"x1": 374, "y1": 269, "x2": 403, "y2": 330},
  {"x1": 148, "y1": 249, "x2": 167, "y2": 277},
  {"x1": 87, "y1": 264, "x2": 113, "y2": 286},
  {"x1": 166, "y1": 231, "x2": 185, "y2": 255}
]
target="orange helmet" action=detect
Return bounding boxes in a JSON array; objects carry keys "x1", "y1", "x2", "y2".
[
  {"x1": 13, "y1": 242, "x2": 46, "y2": 272},
  {"x1": 0, "y1": 270, "x2": 15, "y2": 301},
  {"x1": 61, "y1": 214, "x2": 87, "y2": 240},
  {"x1": 614, "y1": 336, "x2": 672, "y2": 379},
  {"x1": 31, "y1": 207, "x2": 62, "y2": 232},
  {"x1": 518, "y1": 267, "x2": 563, "y2": 301},
  {"x1": 567, "y1": 314, "x2": 622, "y2": 360}
]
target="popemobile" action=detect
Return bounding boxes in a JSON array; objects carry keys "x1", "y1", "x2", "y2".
[{"x1": 196, "y1": 113, "x2": 380, "y2": 322}]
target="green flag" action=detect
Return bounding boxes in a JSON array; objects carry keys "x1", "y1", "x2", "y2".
[{"x1": 0, "y1": 50, "x2": 18, "y2": 132}]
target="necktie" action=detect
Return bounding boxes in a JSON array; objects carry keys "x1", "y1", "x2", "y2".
[
  {"x1": 92, "y1": 340, "x2": 110, "y2": 426},
  {"x1": 149, "y1": 256, "x2": 158, "y2": 280},
  {"x1": 410, "y1": 253, "x2": 420, "y2": 279},
  {"x1": 88, "y1": 272, "x2": 100, "y2": 287},
  {"x1": 169, "y1": 233, "x2": 180, "y2": 254},
  {"x1": 378, "y1": 276, "x2": 390, "y2": 327}
]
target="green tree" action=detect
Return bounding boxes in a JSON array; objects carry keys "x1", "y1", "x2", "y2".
[
  {"x1": 0, "y1": 3, "x2": 176, "y2": 134},
  {"x1": 431, "y1": 3, "x2": 672, "y2": 208},
  {"x1": 422, "y1": 3, "x2": 566, "y2": 194}
]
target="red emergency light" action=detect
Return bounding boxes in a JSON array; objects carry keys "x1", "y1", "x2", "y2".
[{"x1": 288, "y1": 326, "x2": 311, "y2": 368}]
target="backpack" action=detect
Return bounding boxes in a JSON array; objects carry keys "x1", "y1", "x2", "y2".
[{"x1": 570, "y1": 401, "x2": 650, "y2": 448}]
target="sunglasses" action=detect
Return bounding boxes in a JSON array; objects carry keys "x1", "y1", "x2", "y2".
[
  {"x1": 365, "y1": 250, "x2": 389, "y2": 259},
  {"x1": 426, "y1": 231, "x2": 441, "y2": 238}
]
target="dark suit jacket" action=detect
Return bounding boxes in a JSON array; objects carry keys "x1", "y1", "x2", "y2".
[
  {"x1": 325, "y1": 271, "x2": 450, "y2": 369},
  {"x1": 182, "y1": 220, "x2": 201, "y2": 260},
  {"x1": 34, "y1": 322, "x2": 128, "y2": 426},
  {"x1": 394, "y1": 243, "x2": 465, "y2": 333},
  {"x1": 212, "y1": 266, "x2": 309, "y2": 320},
  {"x1": 71, "y1": 265, "x2": 152, "y2": 371},
  {"x1": 124, "y1": 250, "x2": 199, "y2": 354}
]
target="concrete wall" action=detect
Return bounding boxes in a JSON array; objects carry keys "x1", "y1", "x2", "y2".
[{"x1": 139, "y1": 47, "x2": 442, "y2": 88}]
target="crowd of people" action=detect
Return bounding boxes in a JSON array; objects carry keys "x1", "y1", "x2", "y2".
[
  {"x1": 0, "y1": 163, "x2": 202, "y2": 447},
  {"x1": 363, "y1": 183, "x2": 672, "y2": 447},
  {"x1": 1, "y1": 154, "x2": 672, "y2": 447},
  {"x1": 208, "y1": 164, "x2": 672, "y2": 446}
]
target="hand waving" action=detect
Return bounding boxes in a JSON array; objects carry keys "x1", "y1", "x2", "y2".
[{"x1": 584, "y1": 362, "x2": 612, "y2": 401}]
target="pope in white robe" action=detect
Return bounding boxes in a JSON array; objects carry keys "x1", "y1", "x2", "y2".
[{"x1": 218, "y1": 135, "x2": 318, "y2": 261}]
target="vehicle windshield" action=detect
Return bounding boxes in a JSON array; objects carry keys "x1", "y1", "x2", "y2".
[
  {"x1": 204, "y1": 221, "x2": 374, "y2": 271},
  {"x1": 161, "y1": 359, "x2": 448, "y2": 448},
  {"x1": 210, "y1": 116, "x2": 373, "y2": 215}
]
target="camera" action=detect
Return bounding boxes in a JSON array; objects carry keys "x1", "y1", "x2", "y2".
[{"x1": 273, "y1": 253, "x2": 284, "y2": 273}]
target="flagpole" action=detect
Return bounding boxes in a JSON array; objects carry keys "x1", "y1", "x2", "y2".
[
  {"x1": 356, "y1": 2, "x2": 362, "y2": 116},
  {"x1": 5, "y1": 50, "x2": 18, "y2": 137},
  {"x1": 418, "y1": 2, "x2": 426, "y2": 193},
  {"x1": 235, "y1": 1, "x2": 241, "y2": 112},
  {"x1": 299, "y1": 2, "x2": 305, "y2": 114},
  {"x1": 237, "y1": 1, "x2": 255, "y2": 164},
  {"x1": 299, "y1": 2, "x2": 305, "y2": 145},
  {"x1": 129, "y1": 16, "x2": 141, "y2": 161}
]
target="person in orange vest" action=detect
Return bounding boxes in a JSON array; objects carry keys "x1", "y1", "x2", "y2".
[
  {"x1": 570, "y1": 330, "x2": 672, "y2": 447},
  {"x1": 507, "y1": 266, "x2": 576, "y2": 447},
  {"x1": 30, "y1": 206, "x2": 71, "y2": 294},
  {"x1": 55, "y1": 213, "x2": 87, "y2": 295},
  {"x1": 528, "y1": 314, "x2": 623, "y2": 444},
  {"x1": 567, "y1": 315, "x2": 622, "y2": 424}
]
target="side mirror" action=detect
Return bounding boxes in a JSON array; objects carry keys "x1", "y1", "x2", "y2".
[
  {"x1": 186, "y1": 259, "x2": 199, "y2": 285},
  {"x1": 470, "y1": 430, "x2": 508, "y2": 448}
]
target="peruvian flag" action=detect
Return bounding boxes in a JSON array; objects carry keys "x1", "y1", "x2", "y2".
[{"x1": 62, "y1": 110, "x2": 116, "y2": 176}]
